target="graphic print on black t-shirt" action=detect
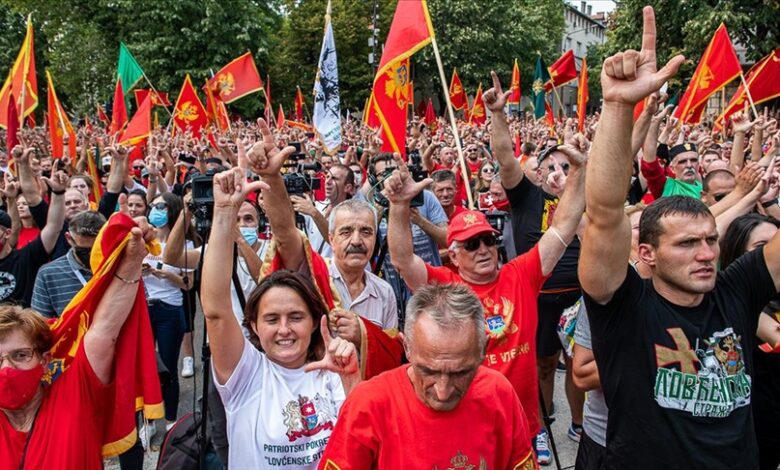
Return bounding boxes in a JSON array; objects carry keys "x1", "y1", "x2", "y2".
[{"x1": 653, "y1": 327, "x2": 751, "y2": 418}]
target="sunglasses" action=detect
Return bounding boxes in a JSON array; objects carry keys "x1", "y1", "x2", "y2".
[
  {"x1": 547, "y1": 163, "x2": 570, "y2": 172},
  {"x1": 713, "y1": 193, "x2": 728, "y2": 202},
  {"x1": 151, "y1": 202, "x2": 168, "y2": 211},
  {"x1": 462, "y1": 233, "x2": 498, "y2": 251},
  {"x1": 482, "y1": 167, "x2": 495, "y2": 173}
]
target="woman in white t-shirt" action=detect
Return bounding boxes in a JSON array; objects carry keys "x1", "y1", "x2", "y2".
[
  {"x1": 201, "y1": 166, "x2": 360, "y2": 469},
  {"x1": 142, "y1": 192, "x2": 194, "y2": 438}
]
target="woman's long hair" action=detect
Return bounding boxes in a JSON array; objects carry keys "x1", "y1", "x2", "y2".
[{"x1": 720, "y1": 213, "x2": 780, "y2": 269}]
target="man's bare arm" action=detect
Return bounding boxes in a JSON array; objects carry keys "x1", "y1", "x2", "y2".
[{"x1": 484, "y1": 72, "x2": 524, "y2": 189}]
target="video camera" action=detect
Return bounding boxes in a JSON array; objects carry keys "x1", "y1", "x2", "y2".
[
  {"x1": 372, "y1": 153, "x2": 427, "y2": 208},
  {"x1": 185, "y1": 169, "x2": 218, "y2": 235},
  {"x1": 283, "y1": 142, "x2": 322, "y2": 196},
  {"x1": 483, "y1": 210, "x2": 509, "y2": 264}
]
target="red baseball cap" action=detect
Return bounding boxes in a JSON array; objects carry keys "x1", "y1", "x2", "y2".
[{"x1": 447, "y1": 210, "x2": 500, "y2": 246}]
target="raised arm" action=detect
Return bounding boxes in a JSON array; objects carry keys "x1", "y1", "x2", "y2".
[
  {"x1": 15, "y1": 146, "x2": 42, "y2": 206},
  {"x1": 484, "y1": 71, "x2": 524, "y2": 189},
  {"x1": 84, "y1": 196, "x2": 157, "y2": 384},
  {"x1": 385, "y1": 156, "x2": 433, "y2": 292},
  {"x1": 39, "y1": 171, "x2": 67, "y2": 254},
  {"x1": 201, "y1": 167, "x2": 267, "y2": 384},
  {"x1": 730, "y1": 110, "x2": 754, "y2": 173},
  {"x1": 244, "y1": 119, "x2": 302, "y2": 270},
  {"x1": 162, "y1": 208, "x2": 202, "y2": 269},
  {"x1": 2, "y1": 179, "x2": 21, "y2": 248},
  {"x1": 580, "y1": 6, "x2": 684, "y2": 304}
]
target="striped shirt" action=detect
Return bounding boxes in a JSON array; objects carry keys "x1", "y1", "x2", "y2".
[{"x1": 31, "y1": 250, "x2": 92, "y2": 318}]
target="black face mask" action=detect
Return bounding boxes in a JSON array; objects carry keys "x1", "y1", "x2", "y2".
[{"x1": 73, "y1": 246, "x2": 92, "y2": 269}]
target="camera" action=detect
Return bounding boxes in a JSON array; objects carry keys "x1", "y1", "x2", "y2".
[
  {"x1": 483, "y1": 210, "x2": 508, "y2": 263},
  {"x1": 185, "y1": 169, "x2": 218, "y2": 235},
  {"x1": 371, "y1": 166, "x2": 425, "y2": 208},
  {"x1": 283, "y1": 142, "x2": 322, "y2": 196}
]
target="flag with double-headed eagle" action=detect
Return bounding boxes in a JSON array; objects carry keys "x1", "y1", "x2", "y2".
[
  {"x1": 449, "y1": 68, "x2": 467, "y2": 110},
  {"x1": 46, "y1": 71, "x2": 76, "y2": 160},
  {"x1": 133, "y1": 89, "x2": 170, "y2": 108},
  {"x1": 370, "y1": 0, "x2": 434, "y2": 158},
  {"x1": 469, "y1": 83, "x2": 486, "y2": 125},
  {"x1": 674, "y1": 24, "x2": 741, "y2": 124},
  {"x1": 0, "y1": 14, "x2": 37, "y2": 129},
  {"x1": 533, "y1": 55, "x2": 551, "y2": 120},
  {"x1": 313, "y1": 0, "x2": 342, "y2": 154},
  {"x1": 207, "y1": 52, "x2": 264, "y2": 104},
  {"x1": 715, "y1": 47, "x2": 780, "y2": 130},
  {"x1": 173, "y1": 74, "x2": 208, "y2": 138}
]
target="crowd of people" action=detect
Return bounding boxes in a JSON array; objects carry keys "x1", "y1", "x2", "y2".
[{"x1": 2, "y1": 6, "x2": 780, "y2": 469}]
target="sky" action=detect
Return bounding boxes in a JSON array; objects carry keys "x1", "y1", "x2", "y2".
[{"x1": 567, "y1": 0, "x2": 618, "y2": 14}]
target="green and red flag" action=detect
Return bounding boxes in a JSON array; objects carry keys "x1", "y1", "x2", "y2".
[{"x1": 117, "y1": 43, "x2": 144, "y2": 95}]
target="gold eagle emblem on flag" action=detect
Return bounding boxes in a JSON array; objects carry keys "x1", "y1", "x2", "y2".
[
  {"x1": 176, "y1": 101, "x2": 200, "y2": 122},
  {"x1": 215, "y1": 72, "x2": 235, "y2": 98},
  {"x1": 384, "y1": 60, "x2": 411, "y2": 109},
  {"x1": 695, "y1": 64, "x2": 715, "y2": 90}
]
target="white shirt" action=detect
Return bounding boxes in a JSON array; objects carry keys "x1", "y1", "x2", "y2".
[
  {"x1": 328, "y1": 261, "x2": 398, "y2": 330},
  {"x1": 303, "y1": 201, "x2": 332, "y2": 257},
  {"x1": 142, "y1": 240, "x2": 193, "y2": 306},
  {"x1": 230, "y1": 242, "x2": 269, "y2": 332},
  {"x1": 214, "y1": 339, "x2": 345, "y2": 469}
]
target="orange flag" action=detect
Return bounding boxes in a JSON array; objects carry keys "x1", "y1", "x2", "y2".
[
  {"x1": 203, "y1": 82, "x2": 230, "y2": 132},
  {"x1": 85, "y1": 149, "x2": 104, "y2": 202},
  {"x1": 120, "y1": 94, "x2": 152, "y2": 145},
  {"x1": 207, "y1": 52, "x2": 264, "y2": 104},
  {"x1": 133, "y1": 89, "x2": 170, "y2": 108},
  {"x1": 424, "y1": 98, "x2": 437, "y2": 132},
  {"x1": 110, "y1": 79, "x2": 128, "y2": 135},
  {"x1": 47, "y1": 212, "x2": 163, "y2": 456},
  {"x1": 97, "y1": 103, "x2": 110, "y2": 127},
  {"x1": 545, "y1": 49, "x2": 578, "y2": 92},
  {"x1": 577, "y1": 56, "x2": 588, "y2": 132},
  {"x1": 0, "y1": 15, "x2": 38, "y2": 129},
  {"x1": 545, "y1": 101, "x2": 555, "y2": 130},
  {"x1": 370, "y1": 0, "x2": 434, "y2": 157},
  {"x1": 277, "y1": 103, "x2": 286, "y2": 128},
  {"x1": 173, "y1": 74, "x2": 208, "y2": 138},
  {"x1": 294, "y1": 86, "x2": 305, "y2": 121},
  {"x1": 509, "y1": 59, "x2": 521, "y2": 105},
  {"x1": 463, "y1": 94, "x2": 471, "y2": 122},
  {"x1": 363, "y1": 92, "x2": 380, "y2": 130},
  {"x1": 449, "y1": 68, "x2": 467, "y2": 110},
  {"x1": 46, "y1": 71, "x2": 76, "y2": 159},
  {"x1": 715, "y1": 47, "x2": 780, "y2": 130},
  {"x1": 469, "y1": 83, "x2": 486, "y2": 125},
  {"x1": 675, "y1": 24, "x2": 741, "y2": 124}
]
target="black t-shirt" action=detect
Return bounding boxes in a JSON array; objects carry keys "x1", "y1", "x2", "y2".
[
  {"x1": 752, "y1": 301, "x2": 780, "y2": 445},
  {"x1": 584, "y1": 248, "x2": 776, "y2": 469},
  {"x1": 505, "y1": 176, "x2": 580, "y2": 289},
  {"x1": 0, "y1": 237, "x2": 51, "y2": 307}
]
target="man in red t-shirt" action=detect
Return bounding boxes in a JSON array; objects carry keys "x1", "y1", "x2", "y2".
[
  {"x1": 382, "y1": 135, "x2": 585, "y2": 442},
  {"x1": 320, "y1": 283, "x2": 538, "y2": 469}
]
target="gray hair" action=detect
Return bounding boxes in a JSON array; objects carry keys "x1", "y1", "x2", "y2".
[
  {"x1": 404, "y1": 283, "x2": 486, "y2": 354},
  {"x1": 68, "y1": 211, "x2": 106, "y2": 237},
  {"x1": 328, "y1": 198, "x2": 378, "y2": 234}
]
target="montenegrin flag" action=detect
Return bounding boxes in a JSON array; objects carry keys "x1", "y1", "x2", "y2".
[
  {"x1": 545, "y1": 49, "x2": 578, "y2": 92},
  {"x1": 47, "y1": 212, "x2": 163, "y2": 456},
  {"x1": 675, "y1": 24, "x2": 741, "y2": 124},
  {"x1": 449, "y1": 68, "x2": 467, "y2": 110},
  {"x1": 133, "y1": 89, "x2": 170, "y2": 108},
  {"x1": 509, "y1": 58, "x2": 521, "y2": 106},
  {"x1": 715, "y1": 47, "x2": 780, "y2": 130},
  {"x1": 46, "y1": 70, "x2": 76, "y2": 159},
  {"x1": 469, "y1": 83, "x2": 486, "y2": 125},
  {"x1": 208, "y1": 52, "x2": 264, "y2": 104},
  {"x1": 120, "y1": 93, "x2": 152, "y2": 145},
  {"x1": 370, "y1": 0, "x2": 434, "y2": 158},
  {"x1": 313, "y1": 0, "x2": 342, "y2": 154},
  {"x1": 173, "y1": 74, "x2": 208, "y2": 138},
  {"x1": 203, "y1": 81, "x2": 231, "y2": 132},
  {"x1": 0, "y1": 14, "x2": 38, "y2": 129}
]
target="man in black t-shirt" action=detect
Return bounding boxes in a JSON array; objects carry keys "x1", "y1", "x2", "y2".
[
  {"x1": 580, "y1": 8, "x2": 780, "y2": 468},
  {"x1": 489, "y1": 76, "x2": 585, "y2": 452}
]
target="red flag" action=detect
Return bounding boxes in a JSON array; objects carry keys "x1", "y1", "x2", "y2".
[
  {"x1": 514, "y1": 132, "x2": 522, "y2": 158},
  {"x1": 288, "y1": 120, "x2": 313, "y2": 132},
  {"x1": 48, "y1": 212, "x2": 163, "y2": 456},
  {"x1": 469, "y1": 83, "x2": 486, "y2": 125},
  {"x1": 207, "y1": 52, "x2": 264, "y2": 103},
  {"x1": 545, "y1": 101, "x2": 555, "y2": 130},
  {"x1": 120, "y1": 94, "x2": 152, "y2": 145},
  {"x1": 463, "y1": 94, "x2": 471, "y2": 122},
  {"x1": 370, "y1": 0, "x2": 434, "y2": 157},
  {"x1": 294, "y1": 86, "x2": 305, "y2": 121},
  {"x1": 6, "y1": 93, "x2": 19, "y2": 158},
  {"x1": 0, "y1": 15, "x2": 38, "y2": 129},
  {"x1": 133, "y1": 89, "x2": 170, "y2": 108},
  {"x1": 449, "y1": 68, "x2": 467, "y2": 110},
  {"x1": 577, "y1": 57, "x2": 588, "y2": 132},
  {"x1": 508, "y1": 59, "x2": 521, "y2": 105},
  {"x1": 173, "y1": 74, "x2": 208, "y2": 138},
  {"x1": 363, "y1": 92, "x2": 380, "y2": 130},
  {"x1": 97, "y1": 103, "x2": 110, "y2": 127},
  {"x1": 277, "y1": 103, "x2": 286, "y2": 129},
  {"x1": 715, "y1": 47, "x2": 780, "y2": 130},
  {"x1": 545, "y1": 49, "x2": 578, "y2": 92},
  {"x1": 424, "y1": 98, "x2": 437, "y2": 133},
  {"x1": 675, "y1": 24, "x2": 741, "y2": 124},
  {"x1": 202, "y1": 82, "x2": 230, "y2": 132},
  {"x1": 46, "y1": 71, "x2": 77, "y2": 159},
  {"x1": 110, "y1": 78, "x2": 128, "y2": 135},
  {"x1": 85, "y1": 149, "x2": 104, "y2": 202}
]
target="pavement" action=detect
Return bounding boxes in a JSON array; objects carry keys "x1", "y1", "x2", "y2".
[{"x1": 106, "y1": 309, "x2": 581, "y2": 469}]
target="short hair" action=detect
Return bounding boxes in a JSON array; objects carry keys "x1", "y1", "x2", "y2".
[
  {"x1": 127, "y1": 189, "x2": 148, "y2": 207},
  {"x1": 0, "y1": 305, "x2": 53, "y2": 353},
  {"x1": 624, "y1": 202, "x2": 646, "y2": 218},
  {"x1": 68, "y1": 211, "x2": 106, "y2": 237},
  {"x1": 431, "y1": 169, "x2": 457, "y2": 185},
  {"x1": 702, "y1": 169, "x2": 735, "y2": 193},
  {"x1": 639, "y1": 196, "x2": 714, "y2": 247},
  {"x1": 720, "y1": 213, "x2": 780, "y2": 269},
  {"x1": 329, "y1": 164, "x2": 355, "y2": 188},
  {"x1": 521, "y1": 142, "x2": 537, "y2": 155},
  {"x1": 68, "y1": 174, "x2": 95, "y2": 192},
  {"x1": 244, "y1": 271, "x2": 327, "y2": 361},
  {"x1": 368, "y1": 153, "x2": 394, "y2": 177},
  {"x1": 65, "y1": 188, "x2": 88, "y2": 204},
  {"x1": 404, "y1": 283, "x2": 486, "y2": 354},
  {"x1": 328, "y1": 198, "x2": 377, "y2": 233}
]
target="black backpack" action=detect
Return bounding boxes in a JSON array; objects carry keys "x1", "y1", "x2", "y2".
[{"x1": 156, "y1": 411, "x2": 222, "y2": 470}]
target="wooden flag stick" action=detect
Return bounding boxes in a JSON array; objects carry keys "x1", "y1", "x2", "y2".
[
  {"x1": 550, "y1": 81, "x2": 565, "y2": 119},
  {"x1": 141, "y1": 73, "x2": 173, "y2": 117},
  {"x1": 739, "y1": 71, "x2": 759, "y2": 120},
  {"x1": 430, "y1": 33, "x2": 475, "y2": 210}
]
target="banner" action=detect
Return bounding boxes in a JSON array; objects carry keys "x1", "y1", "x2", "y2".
[{"x1": 313, "y1": 0, "x2": 343, "y2": 154}]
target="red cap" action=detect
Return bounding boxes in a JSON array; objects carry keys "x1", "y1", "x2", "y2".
[{"x1": 447, "y1": 210, "x2": 500, "y2": 246}]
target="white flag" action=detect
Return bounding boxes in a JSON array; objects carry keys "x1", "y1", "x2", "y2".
[{"x1": 313, "y1": 0, "x2": 342, "y2": 154}]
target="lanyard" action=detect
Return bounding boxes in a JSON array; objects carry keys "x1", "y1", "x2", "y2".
[{"x1": 67, "y1": 251, "x2": 88, "y2": 287}]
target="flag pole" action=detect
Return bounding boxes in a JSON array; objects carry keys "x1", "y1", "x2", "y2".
[
  {"x1": 430, "y1": 33, "x2": 475, "y2": 209},
  {"x1": 141, "y1": 73, "x2": 173, "y2": 117},
  {"x1": 738, "y1": 71, "x2": 759, "y2": 120},
  {"x1": 549, "y1": 81, "x2": 565, "y2": 119}
]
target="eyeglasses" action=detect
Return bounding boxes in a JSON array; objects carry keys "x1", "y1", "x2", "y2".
[
  {"x1": 547, "y1": 163, "x2": 570, "y2": 172},
  {"x1": 0, "y1": 348, "x2": 36, "y2": 368},
  {"x1": 713, "y1": 193, "x2": 728, "y2": 202},
  {"x1": 462, "y1": 233, "x2": 498, "y2": 251},
  {"x1": 151, "y1": 202, "x2": 168, "y2": 211}
]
